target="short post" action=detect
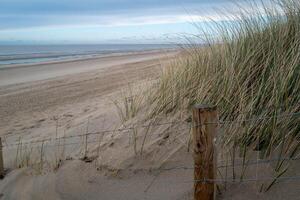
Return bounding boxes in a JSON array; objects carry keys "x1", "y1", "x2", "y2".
[
  {"x1": 84, "y1": 134, "x2": 88, "y2": 159},
  {"x1": 84, "y1": 117, "x2": 90, "y2": 159},
  {"x1": 40, "y1": 140, "x2": 45, "y2": 172},
  {"x1": 0, "y1": 137, "x2": 5, "y2": 178},
  {"x1": 193, "y1": 104, "x2": 218, "y2": 200}
]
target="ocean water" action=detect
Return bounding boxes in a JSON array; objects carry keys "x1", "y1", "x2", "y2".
[{"x1": 0, "y1": 44, "x2": 176, "y2": 68}]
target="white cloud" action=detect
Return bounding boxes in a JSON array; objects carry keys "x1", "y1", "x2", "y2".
[
  {"x1": 0, "y1": 1, "x2": 271, "y2": 32},
  {"x1": 0, "y1": 13, "x2": 239, "y2": 32}
]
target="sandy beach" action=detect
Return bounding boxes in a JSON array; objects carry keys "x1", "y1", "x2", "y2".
[
  {"x1": 0, "y1": 49, "x2": 298, "y2": 200},
  {"x1": 0, "y1": 50, "x2": 177, "y2": 135},
  {"x1": 0, "y1": 50, "x2": 176, "y2": 86},
  {"x1": 0, "y1": 49, "x2": 197, "y2": 200}
]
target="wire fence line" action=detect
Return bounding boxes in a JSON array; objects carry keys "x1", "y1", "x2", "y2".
[
  {"x1": 5, "y1": 135, "x2": 300, "y2": 172},
  {"x1": 2, "y1": 109, "x2": 300, "y2": 151},
  {"x1": 2, "y1": 110, "x2": 300, "y2": 149},
  {"x1": 3, "y1": 104, "x2": 300, "y2": 141},
  {"x1": 6, "y1": 125, "x2": 300, "y2": 167},
  {"x1": 2, "y1": 120, "x2": 190, "y2": 148},
  {"x1": 1, "y1": 106, "x2": 300, "y2": 194},
  {"x1": 3, "y1": 119, "x2": 189, "y2": 139},
  {"x1": 77, "y1": 156, "x2": 300, "y2": 172},
  {"x1": 190, "y1": 175, "x2": 300, "y2": 184},
  {"x1": 210, "y1": 111, "x2": 300, "y2": 125},
  {"x1": 220, "y1": 101, "x2": 300, "y2": 117}
]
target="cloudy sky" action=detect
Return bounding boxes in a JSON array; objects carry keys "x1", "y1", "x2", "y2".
[{"x1": 0, "y1": 0, "x2": 264, "y2": 44}]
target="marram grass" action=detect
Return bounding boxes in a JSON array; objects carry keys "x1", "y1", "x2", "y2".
[{"x1": 116, "y1": 0, "x2": 300, "y2": 188}]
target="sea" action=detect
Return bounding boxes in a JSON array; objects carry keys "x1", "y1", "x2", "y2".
[{"x1": 0, "y1": 44, "x2": 177, "y2": 68}]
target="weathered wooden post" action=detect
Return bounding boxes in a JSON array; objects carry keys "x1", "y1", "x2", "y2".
[
  {"x1": 0, "y1": 137, "x2": 4, "y2": 178},
  {"x1": 40, "y1": 140, "x2": 45, "y2": 172},
  {"x1": 193, "y1": 104, "x2": 218, "y2": 200},
  {"x1": 84, "y1": 117, "x2": 90, "y2": 159}
]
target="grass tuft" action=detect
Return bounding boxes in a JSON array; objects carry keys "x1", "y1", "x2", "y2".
[{"x1": 116, "y1": 0, "x2": 300, "y2": 187}]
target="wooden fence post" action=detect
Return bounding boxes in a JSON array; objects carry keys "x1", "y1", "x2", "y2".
[
  {"x1": 193, "y1": 104, "x2": 218, "y2": 200},
  {"x1": 84, "y1": 117, "x2": 90, "y2": 159},
  {"x1": 0, "y1": 137, "x2": 4, "y2": 178}
]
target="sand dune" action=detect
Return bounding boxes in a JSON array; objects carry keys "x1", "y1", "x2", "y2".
[
  {"x1": 0, "y1": 49, "x2": 298, "y2": 200},
  {"x1": 0, "y1": 49, "x2": 196, "y2": 200}
]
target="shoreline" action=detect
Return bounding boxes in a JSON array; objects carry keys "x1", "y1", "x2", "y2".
[
  {"x1": 0, "y1": 48, "x2": 178, "y2": 70},
  {"x1": 0, "y1": 49, "x2": 179, "y2": 87}
]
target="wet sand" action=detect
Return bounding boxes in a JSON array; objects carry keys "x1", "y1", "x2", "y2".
[{"x1": 0, "y1": 50, "x2": 176, "y2": 86}]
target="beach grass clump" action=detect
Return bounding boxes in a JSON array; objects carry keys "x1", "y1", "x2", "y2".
[
  {"x1": 112, "y1": 1, "x2": 300, "y2": 186},
  {"x1": 113, "y1": 84, "x2": 146, "y2": 123},
  {"x1": 138, "y1": 0, "x2": 300, "y2": 178}
]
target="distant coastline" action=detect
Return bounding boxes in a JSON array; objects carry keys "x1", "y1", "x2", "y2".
[
  {"x1": 0, "y1": 49, "x2": 179, "y2": 86},
  {"x1": 0, "y1": 44, "x2": 178, "y2": 68}
]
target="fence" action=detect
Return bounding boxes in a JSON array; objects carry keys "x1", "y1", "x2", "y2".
[{"x1": 0, "y1": 104, "x2": 299, "y2": 200}]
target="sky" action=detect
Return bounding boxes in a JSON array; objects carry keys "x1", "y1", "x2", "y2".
[{"x1": 0, "y1": 0, "x2": 265, "y2": 44}]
